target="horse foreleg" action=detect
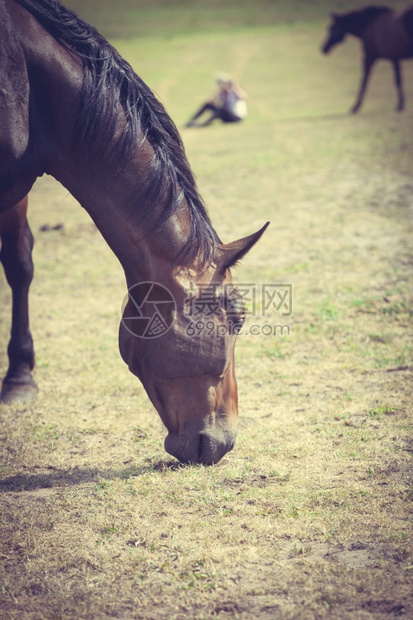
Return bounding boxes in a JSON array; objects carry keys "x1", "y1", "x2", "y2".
[
  {"x1": 0, "y1": 197, "x2": 38, "y2": 403},
  {"x1": 392, "y1": 61, "x2": 404, "y2": 111},
  {"x1": 351, "y1": 56, "x2": 374, "y2": 114}
]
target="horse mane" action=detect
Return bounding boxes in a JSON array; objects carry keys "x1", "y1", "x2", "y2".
[
  {"x1": 343, "y1": 6, "x2": 392, "y2": 32},
  {"x1": 16, "y1": 0, "x2": 219, "y2": 266}
]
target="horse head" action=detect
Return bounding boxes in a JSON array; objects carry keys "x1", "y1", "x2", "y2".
[
  {"x1": 119, "y1": 223, "x2": 268, "y2": 465},
  {"x1": 322, "y1": 13, "x2": 347, "y2": 54}
]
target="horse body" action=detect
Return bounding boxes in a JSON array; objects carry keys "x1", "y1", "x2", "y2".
[
  {"x1": 322, "y1": 5, "x2": 413, "y2": 112},
  {"x1": 0, "y1": 0, "x2": 267, "y2": 465}
]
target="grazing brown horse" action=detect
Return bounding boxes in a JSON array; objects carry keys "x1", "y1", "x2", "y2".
[
  {"x1": 0, "y1": 0, "x2": 268, "y2": 465},
  {"x1": 322, "y1": 5, "x2": 413, "y2": 112}
]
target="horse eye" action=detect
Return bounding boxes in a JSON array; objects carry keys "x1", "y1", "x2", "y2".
[
  {"x1": 227, "y1": 301, "x2": 246, "y2": 327},
  {"x1": 236, "y1": 313, "x2": 246, "y2": 327}
]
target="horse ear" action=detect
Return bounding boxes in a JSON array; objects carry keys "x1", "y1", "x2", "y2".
[{"x1": 217, "y1": 222, "x2": 270, "y2": 271}]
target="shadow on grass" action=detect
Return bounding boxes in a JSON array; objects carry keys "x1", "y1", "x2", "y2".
[
  {"x1": 278, "y1": 110, "x2": 392, "y2": 123},
  {"x1": 0, "y1": 459, "x2": 186, "y2": 493},
  {"x1": 279, "y1": 112, "x2": 350, "y2": 123}
]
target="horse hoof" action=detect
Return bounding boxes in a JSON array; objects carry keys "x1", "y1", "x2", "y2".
[{"x1": 0, "y1": 380, "x2": 38, "y2": 404}]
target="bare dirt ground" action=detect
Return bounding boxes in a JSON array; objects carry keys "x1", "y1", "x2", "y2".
[{"x1": 0, "y1": 10, "x2": 412, "y2": 620}]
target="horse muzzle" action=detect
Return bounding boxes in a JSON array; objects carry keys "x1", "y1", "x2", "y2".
[{"x1": 164, "y1": 424, "x2": 237, "y2": 465}]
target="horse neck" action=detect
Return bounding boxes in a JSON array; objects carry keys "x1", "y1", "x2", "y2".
[
  {"x1": 54, "y1": 148, "x2": 193, "y2": 289},
  {"x1": 18, "y1": 5, "x2": 197, "y2": 287},
  {"x1": 345, "y1": 7, "x2": 389, "y2": 38}
]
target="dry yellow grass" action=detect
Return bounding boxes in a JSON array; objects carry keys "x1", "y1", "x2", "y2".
[{"x1": 0, "y1": 6, "x2": 412, "y2": 619}]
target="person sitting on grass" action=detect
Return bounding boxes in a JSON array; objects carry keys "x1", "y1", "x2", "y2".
[{"x1": 185, "y1": 74, "x2": 248, "y2": 127}]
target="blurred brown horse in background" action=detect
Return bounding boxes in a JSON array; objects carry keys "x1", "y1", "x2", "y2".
[
  {"x1": 322, "y1": 5, "x2": 413, "y2": 112},
  {"x1": 0, "y1": 0, "x2": 268, "y2": 464}
]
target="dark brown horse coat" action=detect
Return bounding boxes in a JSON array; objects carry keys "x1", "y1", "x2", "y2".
[{"x1": 0, "y1": 0, "x2": 268, "y2": 464}]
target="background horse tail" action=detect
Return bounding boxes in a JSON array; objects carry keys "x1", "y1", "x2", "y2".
[{"x1": 16, "y1": 0, "x2": 220, "y2": 264}]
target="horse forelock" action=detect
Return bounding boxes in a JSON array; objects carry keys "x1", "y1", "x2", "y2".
[{"x1": 15, "y1": 0, "x2": 219, "y2": 267}]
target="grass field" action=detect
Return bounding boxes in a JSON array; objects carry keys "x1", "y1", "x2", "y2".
[{"x1": 0, "y1": 1, "x2": 412, "y2": 618}]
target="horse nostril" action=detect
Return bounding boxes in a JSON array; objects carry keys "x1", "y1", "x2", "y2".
[
  {"x1": 197, "y1": 432, "x2": 217, "y2": 465},
  {"x1": 198, "y1": 433, "x2": 206, "y2": 464},
  {"x1": 197, "y1": 431, "x2": 236, "y2": 465},
  {"x1": 164, "y1": 430, "x2": 236, "y2": 465}
]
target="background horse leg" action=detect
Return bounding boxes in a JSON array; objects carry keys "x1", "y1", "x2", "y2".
[
  {"x1": 0, "y1": 196, "x2": 38, "y2": 403},
  {"x1": 351, "y1": 56, "x2": 374, "y2": 114},
  {"x1": 392, "y1": 60, "x2": 404, "y2": 111}
]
